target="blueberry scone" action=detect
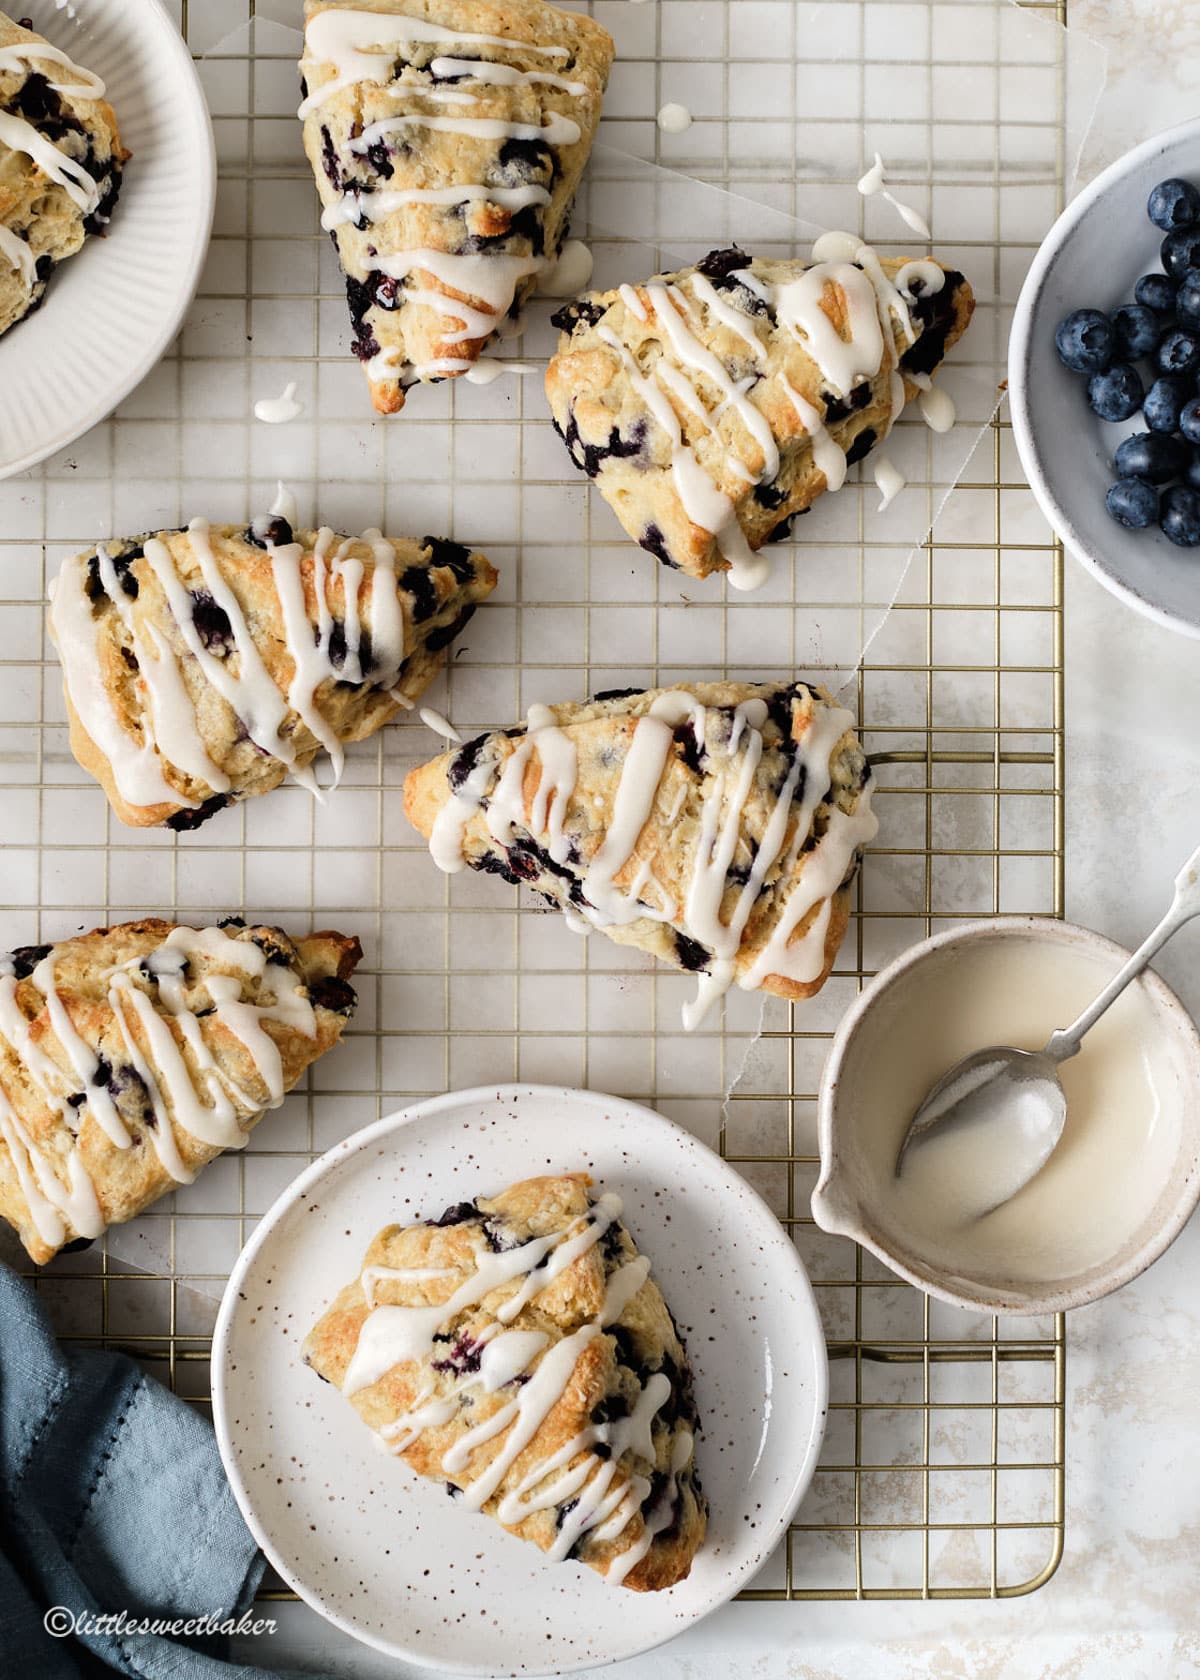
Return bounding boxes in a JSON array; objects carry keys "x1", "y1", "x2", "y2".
[
  {"x1": 403, "y1": 680, "x2": 877, "y2": 1028},
  {"x1": 0, "y1": 917, "x2": 361, "y2": 1264},
  {"x1": 545, "y1": 242, "x2": 974, "y2": 586},
  {"x1": 49, "y1": 512, "x2": 497, "y2": 830},
  {"x1": 298, "y1": 0, "x2": 614, "y2": 412},
  {"x1": 0, "y1": 10, "x2": 127, "y2": 336},
  {"x1": 303, "y1": 1173, "x2": 705, "y2": 1590}
]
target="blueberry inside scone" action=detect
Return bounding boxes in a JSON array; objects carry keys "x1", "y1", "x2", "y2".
[
  {"x1": 0, "y1": 918, "x2": 361, "y2": 1264},
  {"x1": 0, "y1": 10, "x2": 128, "y2": 336},
  {"x1": 302, "y1": 1172, "x2": 706, "y2": 1591},
  {"x1": 544, "y1": 244, "x2": 974, "y2": 584},
  {"x1": 403, "y1": 680, "x2": 878, "y2": 1029},
  {"x1": 298, "y1": 0, "x2": 614, "y2": 413},
  {"x1": 48, "y1": 518, "x2": 497, "y2": 829}
]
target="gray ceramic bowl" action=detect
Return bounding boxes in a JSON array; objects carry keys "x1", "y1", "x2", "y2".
[
  {"x1": 812, "y1": 918, "x2": 1200, "y2": 1315},
  {"x1": 1010, "y1": 118, "x2": 1200, "y2": 638}
]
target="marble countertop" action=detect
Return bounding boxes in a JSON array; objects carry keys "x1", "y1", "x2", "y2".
[{"x1": 226, "y1": 4, "x2": 1200, "y2": 1674}]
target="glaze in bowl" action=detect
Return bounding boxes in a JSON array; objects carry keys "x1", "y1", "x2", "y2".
[
  {"x1": 813, "y1": 919, "x2": 1200, "y2": 1315},
  {"x1": 1010, "y1": 117, "x2": 1200, "y2": 638}
]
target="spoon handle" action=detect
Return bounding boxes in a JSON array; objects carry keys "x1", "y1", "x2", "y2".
[{"x1": 1045, "y1": 839, "x2": 1200, "y2": 1064}]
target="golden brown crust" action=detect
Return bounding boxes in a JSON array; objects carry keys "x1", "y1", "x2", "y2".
[
  {"x1": 48, "y1": 522, "x2": 497, "y2": 829},
  {"x1": 299, "y1": 0, "x2": 614, "y2": 410},
  {"x1": 304, "y1": 1172, "x2": 706, "y2": 1590},
  {"x1": 0, "y1": 10, "x2": 128, "y2": 335},
  {"x1": 0, "y1": 918, "x2": 361, "y2": 1263},
  {"x1": 545, "y1": 251, "x2": 975, "y2": 578},
  {"x1": 402, "y1": 680, "x2": 873, "y2": 1007}
]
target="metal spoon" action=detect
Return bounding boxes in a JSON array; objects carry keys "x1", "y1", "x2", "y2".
[{"x1": 896, "y1": 838, "x2": 1200, "y2": 1218}]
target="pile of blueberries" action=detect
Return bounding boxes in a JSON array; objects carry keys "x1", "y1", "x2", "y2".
[{"x1": 1055, "y1": 176, "x2": 1200, "y2": 547}]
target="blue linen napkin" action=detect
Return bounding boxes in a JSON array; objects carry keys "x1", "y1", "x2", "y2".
[{"x1": 0, "y1": 1262, "x2": 321, "y2": 1680}]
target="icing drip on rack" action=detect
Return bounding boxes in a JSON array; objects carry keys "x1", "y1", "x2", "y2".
[
  {"x1": 427, "y1": 689, "x2": 878, "y2": 1029},
  {"x1": 344, "y1": 1193, "x2": 691, "y2": 1582},
  {"x1": 857, "y1": 151, "x2": 932, "y2": 241},
  {"x1": 0, "y1": 927, "x2": 317, "y2": 1249},
  {"x1": 304, "y1": 7, "x2": 598, "y2": 383},
  {"x1": 49, "y1": 519, "x2": 424, "y2": 818}
]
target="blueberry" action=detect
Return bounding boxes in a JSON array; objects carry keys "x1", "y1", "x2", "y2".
[
  {"x1": 1157, "y1": 327, "x2": 1200, "y2": 376},
  {"x1": 1181, "y1": 398, "x2": 1200, "y2": 445},
  {"x1": 1148, "y1": 177, "x2": 1200, "y2": 233},
  {"x1": 1054, "y1": 308, "x2": 1115, "y2": 374},
  {"x1": 1176, "y1": 273, "x2": 1200, "y2": 328},
  {"x1": 1114, "y1": 431, "x2": 1188, "y2": 484},
  {"x1": 1185, "y1": 451, "x2": 1200, "y2": 493},
  {"x1": 1134, "y1": 272, "x2": 1177, "y2": 315},
  {"x1": 1160, "y1": 484, "x2": 1200, "y2": 546},
  {"x1": 1086, "y1": 362, "x2": 1143, "y2": 421},
  {"x1": 1112, "y1": 304, "x2": 1162, "y2": 359},
  {"x1": 1143, "y1": 374, "x2": 1190, "y2": 432},
  {"x1": 1161, "y1": 227, "x2": 1200, "y2": 280},
  {"x1": 1106, "y1": 478, "x2": 1158, "y2": 529}
]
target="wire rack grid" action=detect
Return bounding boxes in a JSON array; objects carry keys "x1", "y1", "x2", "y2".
[{"x1": 0, "y1": 0, "x2": 1072, "y2": 1609}]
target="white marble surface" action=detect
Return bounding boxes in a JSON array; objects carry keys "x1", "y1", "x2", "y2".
[{"x1": 225, "y1": 3, "x2": 1200, "y2": 1676}]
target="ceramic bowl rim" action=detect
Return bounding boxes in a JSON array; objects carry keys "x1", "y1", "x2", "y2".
[
  {"x1": 1009, "y1": 114, "x2": 1200, "y2": 640},
  {"x1": 815, "y1": 916, "x2": 1200, "y2": 1314}
]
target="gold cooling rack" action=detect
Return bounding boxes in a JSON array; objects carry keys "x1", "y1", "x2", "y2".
[{"x1": 1, "y1": 0, "x2": 1068, "y2": 1608}]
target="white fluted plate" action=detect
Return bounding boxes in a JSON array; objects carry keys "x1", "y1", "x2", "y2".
[
  {"x1": 213, "y1": 1085, "x2": 828, "y2": 1676},
  {"x1": 0, "y1": 0, "x2": 214, "y2": 479}
]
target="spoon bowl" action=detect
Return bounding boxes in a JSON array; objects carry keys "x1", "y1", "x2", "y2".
[{"x1": 896, "y1": 1046, "x2": 1067, "y2": 1221}]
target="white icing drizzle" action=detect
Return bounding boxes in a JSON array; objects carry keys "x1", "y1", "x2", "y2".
[
  {"x1": 857, "y1": 150, "x2": 932, "y2": 240},
  {"x1": 0, "y1": 38, "x2": 105, "y2": 98},
  {"x1": 428, "y1": 689, "x2": 877, "y2": 1028},
  {"x1": 539, "y1": 239, "x2": 594, "y2": 298},
  {"x1": 350, "y1": 1191, "x2": 687, "y2": 1577},
  {"x1": 270, "y1": 480, "x2": 298, "y2": 527},
  {"x1": 352, "y1": 109, "x2": 581, "y2": 151},
  {"x1": 50, "y1": 549, "x2": 186, "y2": 812},
  {"x1": 781, "y1": 379, "x2": 847, "y2": 493},
  {"x1": 910, "y1": 370, "x2": 956, "y2": 433},
  {"x1": 321, "y1": 181, "x2": 549, "y2": 231},
  {"x1": 873, "y1": 456, "x2": 906, "y2": 511},
  {"x1": 618, "y1": 283, "x2": 647, "y2": 322},
  {"x1": 462, "y1": 358, "x2": 541, "y2": 384},
  {"x1": 0, "y1": 221, "x2": 34, "y2": 286},
  {"x1": 0, "y1": 109, "x2": 100, "y2": 213},
  {"x1": 300, "y1": 7, "x2": 570, "y2": 117},
  {"x1": 254, "y1": 380, "x2": 303, "y2": 424},
  {"x1": 419, "y1": 706, "x2": 461, "y2": 743}
]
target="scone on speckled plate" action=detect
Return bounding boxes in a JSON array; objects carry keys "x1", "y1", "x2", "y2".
[
  {"x1": 403, "y1": 680, "x2": 878, "y2": 1028},
  {"x1": 545, "y1": 242, "x2": 974, "y2": 585},
  {"x1": 0, "y1": 917, "x2": 361, "y2": 1264},
  {"x1": 0, "y1": 9, "x2": 128, "y2": 336},
  {"x1": 303, "y1": 1172, "x2": 706, "y2": 1590},
  {"x1": 48, "y1": 512, "x2": 497, "y2": 830},
  {"x1": 298, "y1": 0, "x2": 614, "y2": 413}
]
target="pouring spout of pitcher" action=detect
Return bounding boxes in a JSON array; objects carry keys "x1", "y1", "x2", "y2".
[{"x1": 810, "y1": 1163, "x2": 862, "y2": 1239}]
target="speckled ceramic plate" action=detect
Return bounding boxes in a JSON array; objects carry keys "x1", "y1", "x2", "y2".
[
  {"x1": 212, "y1": 1085, "x2": 827, "y2": 1676},
  {"x1": 0, "y1": 0, "x2": 214, "y2": 479}
]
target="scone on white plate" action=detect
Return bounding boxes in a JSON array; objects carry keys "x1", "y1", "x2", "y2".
[
  {"x1": 298, "y1": 0, "x2": 614, "y2": 412},
  {"x1": 303, "y1": 1172, "x2": 706, "y2": 1590},
  {"x1": 403, "y1": 680, "x2": 878, "y2": 1028},
  {"x1": 0, "y1": 9, "x2": 127, "y2": 336},
  {"x1": 545, "y1": 243, "x2": 974, "y2": 586}
]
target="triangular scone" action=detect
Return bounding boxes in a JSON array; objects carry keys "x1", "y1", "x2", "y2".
[
  {"x1": 298, "y1": 0, "x2": 614, "y2": 413},
  {"x1": 403, "y1": 681, "x2": 878, "y2": 1028},
  {"x1": 0, "y1": 9, "x2": 128, "y2": 336},
  {"x1": 0, "y1": 918, "x2": 361, "y2": 1264},
  {"x1": 303, "y1": 1173, "x2": 706, "y2": 1591},
  {"x1": 545, "y1": 243, "x2": 975, "y2": 584},
  {"x1": 49, "y1": 517, "x2": 497, "y2": 829}
]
